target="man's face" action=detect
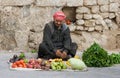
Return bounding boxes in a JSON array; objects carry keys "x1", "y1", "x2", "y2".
[{"x1": 54, "y1": 19, "x2": 65, "y2": 27}]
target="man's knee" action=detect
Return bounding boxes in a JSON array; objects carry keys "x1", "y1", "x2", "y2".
[
  {"x1": 39, "y1": 43, "x2": 47, "y2": 50},
  {"x1": 70, "y1": 42, "x2": 78, "y2": 57},
  {"x1": 71, "y1": 42, "x2": 78, "y2": 50}
]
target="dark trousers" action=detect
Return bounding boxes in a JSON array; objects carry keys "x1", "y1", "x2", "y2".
[{"x1": 38, "y1": 42, "x2": 78, "y2": 59}]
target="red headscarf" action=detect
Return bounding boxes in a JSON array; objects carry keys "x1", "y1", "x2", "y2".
[{"x1": 53, "y1": 11, "x2": 66, "y2": 21}]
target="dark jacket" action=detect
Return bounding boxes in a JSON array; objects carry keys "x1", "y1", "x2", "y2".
[{"x1": 42, "y1": 21, "x2": 72, "y2": 53}]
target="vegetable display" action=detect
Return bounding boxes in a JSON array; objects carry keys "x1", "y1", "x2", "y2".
[
  {"x1": 82, "y1": 42, "x2": 113, "y2": 67},
  {"x1": 68, "y1": 58, "x2": 87, "y2": 70}
]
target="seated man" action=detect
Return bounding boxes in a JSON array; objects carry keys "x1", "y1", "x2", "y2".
[{"x1": 38, "y1": 11, "x2": 78, "y2": 60}]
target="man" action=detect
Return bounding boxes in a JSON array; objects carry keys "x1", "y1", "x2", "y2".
[{"x1": 38, "y1": 11, "x2": 78, "y2": 60}]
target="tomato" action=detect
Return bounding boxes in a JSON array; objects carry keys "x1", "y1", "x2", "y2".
[{"x1": 12, "y1": 64, "x2": 17, "y2": 68}]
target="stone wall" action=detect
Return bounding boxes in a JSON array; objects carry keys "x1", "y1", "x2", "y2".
[{"x1": 0, "y1": 0, "x2": 120, "y2": 51}]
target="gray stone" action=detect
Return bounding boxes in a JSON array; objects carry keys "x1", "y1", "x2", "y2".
[
  {"x1": 83, "y1": 14, "x2": 92, "y2": 19},
  {"x1": 66, "y1": 0, "x2": 83, "y2": 6},
  {"x1": 91, "y1": 6, "x2": 99, "y2": 13},
  {"x1": 100, "y1": 13, "x2": 109, "y2": 18},
  {"x1": 84, "y1": 20, "x2": 96, "y2": 27},
  {"x1": 0, "y1": 0, "x2": 34, "y2": 6},
  {"x1": 116, "y1": 12, "x2": 120, "y2": 26},
  {"x1": 76, "y1": 26, "x2": 84, "y2": 30},
  {"x1": 76, "y1": 7, "x2": 90, "y2": 14},
  {"x1": 95, "y1": 25, "x2": 103, "y2": 31},
  {"x1": 88, "y1": 27, "x2": 95, "y2": 31},
  {"x1": 36, "y1": 0, "x2": 66, "y2": 6},
  {"x1": 76, "y1": 19, "x2": 85, "y2": 25},
  {"x1": 28, "y1": 42, "x2": 36, "y2": 49},
  {"x1": 95, "y1": 20, "x2": 102, "y2": 25},
  {"x1": 110, "y1": 3, "x2": 119, "y2": 12},
  {"x1": 110, "y1": 0, "x2": 119, "y2": 3},
  {"x1": 0, "y1": 30, "x2": 17, "y2": 50},
  {"x1": 14, "y1": 30, "x2": 29, "y2": 51},
  {"x1": 109, "y1": 13, "x2": 116, "y2": 19},
  {"x1": 105, "y1": 19, "x2": 118, "y2": 30},
  {"x1": 97, "y1": 0, "x2": 109, "y2": 5},
  {"x1": 68, "y1": 24, "x2": 76, "y2": 32},
  {"x1": 100, "y1": 5, "x2": 109, "y2": 12},
  {"x1": 92, "y1": 14, "x2": 103, "y2": 20},
  {"x1": 84, "y1": 0, "x2": 97, "y2": 6},
  {"x1": 36, "y1": 0, "x2": 83, "y2": 7},
  {"x1": 76, "y1": 14, "x2": 83, "y2": 19}
]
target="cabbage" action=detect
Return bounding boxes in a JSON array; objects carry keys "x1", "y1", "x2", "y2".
[{"x1": 68, "y1": 58, "x2": 87, "y2": 70}]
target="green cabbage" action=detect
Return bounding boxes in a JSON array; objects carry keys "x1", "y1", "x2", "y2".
[{"x1": 68, "y1": 58, "x2": 87, "y2": 70}]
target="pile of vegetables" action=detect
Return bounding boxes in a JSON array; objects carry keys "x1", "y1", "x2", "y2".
[
  {"x1": 68, "y1": 58, "x2": 87, "y2": 70},
  {"x1": 82, "y1": 42, "x2": 113, "y2": 67},
  {"x1": 51, "y1": 59, "x2": 67, "y2": 71},
  {"x1": 109, "y1": 53, "x2": 120, "y2": 64}
]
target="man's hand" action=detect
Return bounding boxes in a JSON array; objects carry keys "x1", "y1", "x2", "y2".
[
  {"x1": 61, "y1": 51, "x2": 67, "y2": 59},
  {"x1": 55, "y1": 50, "x2": 62, "y2": 57}
]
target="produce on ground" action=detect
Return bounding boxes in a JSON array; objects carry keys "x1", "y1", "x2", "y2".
[
  {"x1": 68, "y1": 58, "x2": 87, "y2": 70},
  {"x1": 109, "y1": 53, "x2": 120, "y2": 64},
  {"x1": 82, "y1": 42, "x2": 113, "y2": 67},
  {"x1": 51, "y1": 58, "x2": 67, "y2": 71},
  {"x1": 11, "y1": 60, "x2": 27, "y2": 68}
]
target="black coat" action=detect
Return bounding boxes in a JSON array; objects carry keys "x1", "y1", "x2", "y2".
[{"x1": 42, "y1": 21, "x2": 72, "y2": 53}]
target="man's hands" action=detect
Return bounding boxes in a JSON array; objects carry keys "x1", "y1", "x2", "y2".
[
  {"x1": 55, "y1": 50, "x2": 67, "y2": 59},
  {"x1": 61, "y1": 51, "x2": 67, "y2": 59},
  {"x1": 55, "y1": 50, "x2": 62, "y2": 57}
]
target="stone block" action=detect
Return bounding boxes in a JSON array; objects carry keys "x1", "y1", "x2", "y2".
[
  {"x1": 93, "y1": 14, "x2": 103, "y2": 20},
  {"x1": 88, "y1": 27, "x2": 95, "y2": 31},
  {"x1": 66, "y1": 0, "x2": 83, "y2": 6},
  {"x1": 109, "y1": 3, "x2": 119, "y2": 12},
  {"x1": 84, "y1": 0, "x2": 97, "y2": 6},
  {"x1": 91, "y1": 6, "x2": 99, "y2": 13},
  {"x1": 100, "y1": 13, "x2": 109, "y2": 18},
  {"x1": 36, "y1": 0, "x2": 66, "y2": 6},
  {"x1": 83, "y1": 14, "x2": 92, "y2": 19},
  {"x1": 95, "y1": 25, "x2": 103, "y2": 31},
  {"x1": 84, "y1": 27, "x2": 89, "y2": 30},
  {"x1": 116, "y1": 12, "x2": 120, "y2": 25},
  {"x1": 97, "y1": 0, "x2": 109, "y2": 5},
  {"x1": 0, "y1": 0, "x2": 34, "y2": 6},
  {"x1": 84, "y1": 20, "x2": 96, "y2": 27},
  {"x1": 110, "y1": 0, "x2": 119, "y2": 3},
  {"x1": 76, "y1": 19, "x2": 85, "y2": 25},
  {"x1": 109, "y1": 13, "x2": 115, "y2": 19},
  {"x1": 76, "y1": 14, "x2": 83, "y2": 19},
  {"x1": 36, "y1": 0, "x2": 83, "y2": 7},
  {"x1": 76, "y1": 26, "x2": 84, "y2": 30},
  {"x1": 76, "y1": 7, "x2": 90, "y2": 14},
  {"x1": 95, "y1": 20, "x2": 102, "y2": 25},
  {"x1": 15, "y1": 30, "x2": 29, "y2": 51},
  {"x1": 100, "y1": 5, "x2": 109, "y2": 12}
]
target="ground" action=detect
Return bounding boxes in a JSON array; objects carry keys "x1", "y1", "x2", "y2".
[{"x1": 0, "y1": 51, "x2": 120, "y2": 78}]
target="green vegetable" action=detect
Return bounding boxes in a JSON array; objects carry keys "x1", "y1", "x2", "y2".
[
  {"x1": 82, "y1": 42, "x2": 113, "y2": 67},
  {"x1": 51, "y1": 64, "x2": 56, "y2": 70},
  {"x1": 68, "y1": 58, "x2": 87, "y2": 70},
  {"x1": 62, "y1": 64, "x2": 67, "y2": 69},
  {"x1": 56, "y1": 66, "x2": 61, "y2": 71},
  {"x1": 110, "y1": 53, "x2": 120, "y2": 64},
  {"x1": 19, "y1": 52, "x2": 25, "y2": 59},
  {"x1": 51, "y1": 61, "x2": 67, "y2": 71},
  {"x1": 24, "y1": 59, "x2": 29, "y2": 63},
  {"x1": 31, "y1": 49, "x2": 37, "y2": 53}
]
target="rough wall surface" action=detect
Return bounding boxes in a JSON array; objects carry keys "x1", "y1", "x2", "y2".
[{"x1": 0, "y1": 0, "x2": 120, "y2": 51}]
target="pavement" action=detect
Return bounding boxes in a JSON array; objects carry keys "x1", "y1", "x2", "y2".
[{"x1": 0, "y1": 51, "x2": 120, "y2": 78}]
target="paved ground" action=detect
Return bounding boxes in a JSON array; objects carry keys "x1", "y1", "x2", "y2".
[{"x1": 0, "y1": 51, "x2": 120, "y2": 78}]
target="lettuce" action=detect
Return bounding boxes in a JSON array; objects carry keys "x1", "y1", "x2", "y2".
[{"x1": 68, "y1": 58, "x2": 87, "y2": 70}]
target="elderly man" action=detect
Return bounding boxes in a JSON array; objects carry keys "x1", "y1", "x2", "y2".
[{"x1": 38, "y1": 11, "x2": 78, "y2": 60}]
